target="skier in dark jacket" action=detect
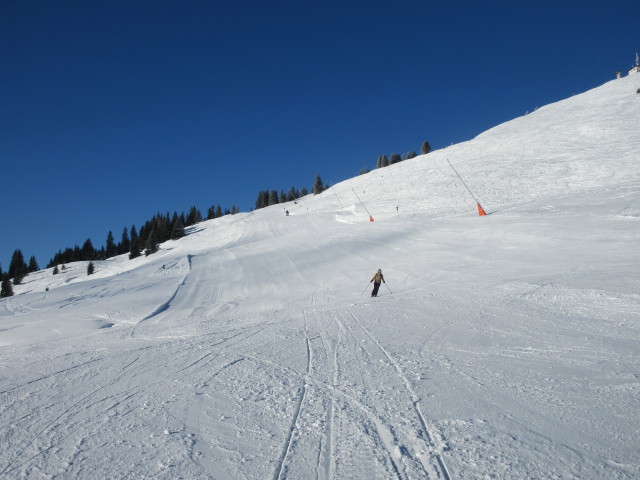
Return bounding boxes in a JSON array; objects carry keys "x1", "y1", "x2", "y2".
[{"x1": 370, "y1": 269, "x2": 385, "y2": 297}]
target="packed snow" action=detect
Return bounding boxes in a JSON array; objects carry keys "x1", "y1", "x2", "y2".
[{"x1": 1, "y1": 74, "x2": 639, "y2": 479}]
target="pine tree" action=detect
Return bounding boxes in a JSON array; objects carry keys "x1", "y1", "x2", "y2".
[
  {"x1": 186, "y1": 206, "x2": 202, "y2": 226},
  {"x1": 255, "y1": 191, "x2": 265, "y2": 210},
  {"x1": 207, "y1": 206, "x2": 216, "y2": 220},
  {"x1": 105, "y1": 231, "x2": 117, "y2": 258},
  {"x1": 269, "y1": 190, "x2": 279, "y2": 205},
  {"x1": 313, "y1": 175, "x2": 324, "y2": 195},
  {"x1": 118, "y1": 227, "x2": 130, "y2": 255},
  {"x1": 390, "y1": 153, "x2": 401, "y2": 164},
  {"x1": 129, "y1": 238, "x2": 141, "y2": 259},
  {"x1": 215, "y1": 204, "x2": 223, "y2": 218},
  {"x1": 9, "y1": 250, "x2": 28, "y2": 284},
  {"x1": 27, "y1": 256, "x2": 39, "y2": 273},
  {"x1": 9, "y1": 249, "x2": 26, "y2": 279},
  {"x1": 231, "y1": 205, "x2": 239, "y2": 214},
  {"x1": 158, "y1": 213, "x2": 171, "y2": 242},
  {"x1": 53, "y1": 265, "x2": 59, "y2": 275},
  {"x1": 12, "y1": 264, "x2": 28, "y2": 285},
  {"x1": 421, "y1": 140, "x2": 431, "y2": 155},
  {"x1": 129, "y1": 226, "x2": 141, "y2": 260},
  {"x1": 145, "y1": 230, "x2": 159, "y2": 256},
  {"x1": 300, "y1": 187, "x2": 308, "y2": 196},
  {"x1": 87, "y1": 261, "x2": 95, "y2": 275},
  {"x1": 171, "y1": 217, "x2": 185, "y2": 240},
  {"x1": 130, "y1": 225, "x2": 138, "y2": 247},
  {"x1": 81, "y1": 239, "x2": 96, "y2": 261},
  {"x1": 1, "y1": 276, "x2": 14, "y2": 298},
  {"x1": 381, "y1": 155, "x2": 389, "y2": 167}
]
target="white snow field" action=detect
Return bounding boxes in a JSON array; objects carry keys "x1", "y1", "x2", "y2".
[{"x1": 1, "y1": 74, "x2": 639, "y2": 479}]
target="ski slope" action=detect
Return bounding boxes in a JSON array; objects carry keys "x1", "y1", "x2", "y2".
[{"x1": 1, "y1": 74, "x2": 639, "y2": 479}]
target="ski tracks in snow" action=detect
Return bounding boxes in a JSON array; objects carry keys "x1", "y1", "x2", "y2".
[
  {"x1": 345, "y1": 307, "x2": 452, "y2": 480},
  {"x1": 269, "y1": 291, "x2": 452, "y2": 480}
]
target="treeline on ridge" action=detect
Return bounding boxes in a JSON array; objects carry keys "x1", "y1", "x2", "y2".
[
  {"x1": 359, "y1": 140, "x2": 431, "y2": 175},
  {"x1": 2, "y1": 138, "x2": 433, "y2": 298},
  {"x1": 46, "y1": 203, "x2": 239, "y2": 269}
]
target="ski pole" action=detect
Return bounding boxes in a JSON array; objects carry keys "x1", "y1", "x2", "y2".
[
  {"x1": 361, "y1": 283, "x2": 371, "y2": 295},
  {"x1": 384, "y1": 283, "x2": 392, "y2": 294}
]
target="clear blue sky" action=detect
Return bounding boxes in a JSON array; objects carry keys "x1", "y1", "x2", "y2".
[{"x1": 1, "y1": 0, "x2": 639, "y2": 269}]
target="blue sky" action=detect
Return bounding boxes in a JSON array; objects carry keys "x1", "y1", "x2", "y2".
[{"x1": 1, "y1": 0, "x2": 639, "y2": 269}]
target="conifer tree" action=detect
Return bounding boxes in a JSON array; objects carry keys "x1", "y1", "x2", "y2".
[
  {"x1": 269, "y1": 190, "x2": 279, "y2": 205},
  {"x1": 255, "y1": 191, "x2": 264, "y2": 210},
  {"x1": 27, "y1": 256, "x2": 39, "y2": 273},
  {"x1": 129, "y1": 238, "x2": 141, "y2": 259},
  {"x1": 12, "y1": 264, "x2": 28, "y2": 285},
  {"x1": 9, "y1": 249, "x2": 26, "y2": 279},
  {"x1": 145, "y1": 230, "x2": 159, "y2": 256},
  {"x1": 390, "y1": 153, "x2": 401, "y2": 164},
  {"x1": 1, "y1": 276, "x2": 13, "y2": 298},
  {"x1": 106, "y1": 231, "x2": 117, "y2": 258},
  {"x1": 171, "y1": 217, "x2": 185, "y2": 240},
  {"x1": 119, "y1": 227, "x2": 130, "y2": 255},
  {"x1": 87, "y1": 261, "x2": 95, "y2": 275},
  {"x1": 300, "y1": 187, "x2": 308, "y2": 196},
  {"x1": 53, "y1": 265, "x2": 59, "y2": 275},
  {"x1": 81, "y1": 239, "x2": 96, "y2": 261},
  {"x1": 215, "y1": 204, "x2": 223, "y2": 218},
  {"x1": 313, "y1": 175, "x2": 324, "y2": 195},
  {"x1": 186, "y1": 206, "x2": 202, "y2": 226},
  {"x1": 130, "y1": 225, "x2": 138, "y2": 247},
  {"x1": 381, "y1": 155, "x2": 389, "y2": 167},
  {"x1": 421, "y1": 140, "x2": 431, "y2": 154},
  {"x1": 129, "y1": 226, "x2": 141, "y2": 260}
]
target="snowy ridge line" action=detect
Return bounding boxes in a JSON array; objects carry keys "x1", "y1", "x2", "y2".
[
  {"x1": 346, "y1": 307, "x2": 452, "y2": 480},
  {"x1": 272, "y1": 310, "x2": 312, "y2": 480}
]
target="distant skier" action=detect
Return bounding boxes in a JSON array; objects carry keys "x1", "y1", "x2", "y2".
[{"x1": 370, "y1": 269, "x2": 385, "y2": 297}]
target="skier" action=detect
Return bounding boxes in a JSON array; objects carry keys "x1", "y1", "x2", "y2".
[{"x1": 370, "y1": 269, "x2": 385, "y2": 297}]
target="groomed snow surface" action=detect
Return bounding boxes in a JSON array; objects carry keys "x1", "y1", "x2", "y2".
[{"x1": 2, "y1": 75, "x2": 639, "y2": 479}]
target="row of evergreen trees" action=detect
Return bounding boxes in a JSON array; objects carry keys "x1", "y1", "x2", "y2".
[
  {"x1": 361, "y1": 141, "x2": 431, "y2": 174},
  {"x1": 2, "y1": 139, "x2": 434, "y2": 299},
  {"x1": 46, "y1": 204, "x2": 238, "y2": 268},
  {"x1": 0, "y1": 250, "x2": 40, "y2": 297},
  {"x1": 254, "y1": 174, "x2": 330, "y2": 210}
]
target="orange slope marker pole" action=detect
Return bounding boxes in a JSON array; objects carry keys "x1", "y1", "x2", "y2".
[
  {"x1": 446, "y1": 159, "x2": 487, "y2": 216},
  {"x1": 351, "y1": 189, "x2": 374, "y2": 222}
]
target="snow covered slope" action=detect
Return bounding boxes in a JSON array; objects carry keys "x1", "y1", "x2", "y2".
[{"x1": 1, "y1": 74, "x2": 639, "y2": 479}]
